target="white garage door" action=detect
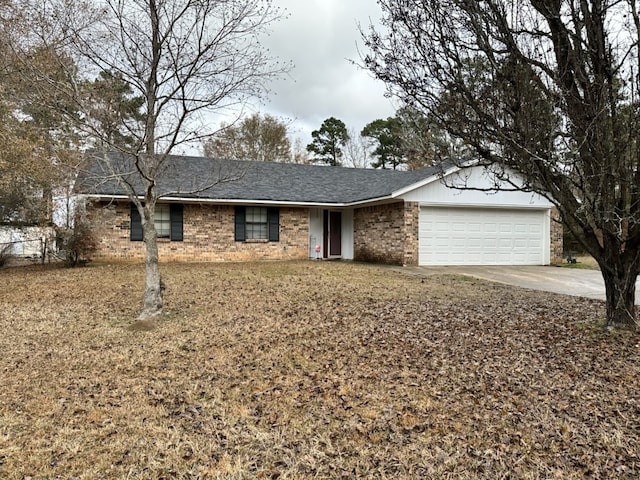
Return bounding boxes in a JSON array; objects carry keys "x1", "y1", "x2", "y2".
[{"x1": 419, "y1": 207, "x2": 547, "y2": 266}]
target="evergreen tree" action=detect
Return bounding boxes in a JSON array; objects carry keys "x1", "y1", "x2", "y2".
[
  {"x1": 306, "y1": 117, "x2": 349, "y2": 166},
  {"x1": 361, "y1": 117, "x2": 405, "y2": 170}
]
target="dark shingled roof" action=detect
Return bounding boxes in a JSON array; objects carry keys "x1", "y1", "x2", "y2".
[{"x1": 74, "y1": 152, "x2": 446, "y2": 205}]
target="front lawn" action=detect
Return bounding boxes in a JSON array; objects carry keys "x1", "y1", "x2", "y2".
[
  {"x1": 556, "y1": 254, "x2": 600, "y2": 269},
  {"x1": 0, "y1": 261, "x2": 637, "y2": 479}
]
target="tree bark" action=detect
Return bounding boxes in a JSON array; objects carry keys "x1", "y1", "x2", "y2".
[
  {"x1": 599, "y1": 260, "x2": 638, "y2": 329},
  {"x1": 138, "y1": 205, "x2": 163, "y2": 320}
]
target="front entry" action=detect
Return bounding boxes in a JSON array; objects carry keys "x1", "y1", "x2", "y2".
[{"x1": 323, "y1": 210, "x2": 342, "y2": 258}]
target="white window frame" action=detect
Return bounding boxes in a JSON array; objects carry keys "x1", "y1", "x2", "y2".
[
  {"x1": 155, "y1": 204, "x2": 171, "y2": 239},
  {"x1": 245, "y1": 206, "x2": 268, "y2": 240}
]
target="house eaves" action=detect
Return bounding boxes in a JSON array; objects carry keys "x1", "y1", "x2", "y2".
[{"x1": 80, "y1": 193, "x2": 398, "y2": 208}]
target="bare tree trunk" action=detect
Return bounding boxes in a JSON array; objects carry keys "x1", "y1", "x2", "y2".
[
  {"x1": 138, "y1": 205, "x2": 163, "y2": 320},
  {"x1": 598, "y1": 257, "x2": 638, "y2": 329}
]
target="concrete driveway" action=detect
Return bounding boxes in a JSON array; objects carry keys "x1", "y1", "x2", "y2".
[{"x1": 412, "y1": 265, "x2": 640, "y2": 304}]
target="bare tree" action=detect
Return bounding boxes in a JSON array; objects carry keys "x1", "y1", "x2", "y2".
[
  {"x1": 203, "y1": 113, "x2": 291, "y2": 162},
  {"x1": 291, "y1": 137, "x2": 312, "y2": 164},
  {"x1": 363, "y1": 0, "x2": 640, "y2": 329},
  {"x1": 343, "y1": 128, "x2": 370, "y2": 168},
  {"x1": 14, "y1": 0, "x2": 287, "y2": 320}
]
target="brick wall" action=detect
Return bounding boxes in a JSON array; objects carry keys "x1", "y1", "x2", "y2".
[
  {"x1": 353, "y1": 201, "x2": 418, "y2": 266},
  {"x1": 87, "y1": 200, "x2": 559, "y2": 266},
  {"x1": 550, "y1": 206, "x2": 564, "y2": 264},
  {"x1": 88, "y1": 201, "x2": 309, "y2": 262},
  {"x1": 403, "y1": 202, "x2": 420, "y2": 266}
]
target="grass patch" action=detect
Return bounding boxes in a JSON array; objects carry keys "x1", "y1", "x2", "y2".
[
  {"x1": 556, "y1": 255, "x2": 600, "y2": 270},
  {"x1": 0, "y1": 261, "x2": 638, "y2": 479}
]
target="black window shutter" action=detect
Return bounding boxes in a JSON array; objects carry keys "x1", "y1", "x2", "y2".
[
  {"x1": 268, "y1": 207, "x2": 279, "y2": 242},
  {"x1": 170, "y1": 204, "x2": 183, "y2": 241},
  {"x1": 235, "y1": 206, "x2": 246, "y2": 241},
  {"x1": 130, "y1": 203, "x2": 143, "y2": 241}
]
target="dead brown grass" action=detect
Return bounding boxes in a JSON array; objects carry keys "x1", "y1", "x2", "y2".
[{"x1": 0, "y1": 261, "x2": 638, "y2": 479}]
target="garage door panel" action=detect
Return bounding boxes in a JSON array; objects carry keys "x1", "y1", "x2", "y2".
[
  {"x1": 512, "y1": 253, "x2": 530, "y2": 263},
  {"x1": 484, "y1": 223, "x2": 497, "y2": 233},
  {"x1": 419, "y1": 207, "x2": 547, "y2": 266},
  {"x1": 451, "y1": 237, "x2": 467, "y2": 248},
  {"x1": 482, "y1": 251, "x2": 496, "y2": 260},
  {"x1": 444, "y1": 251, "x2": 461, "y2": 260},
  {"x1": 513, "y1": 239, "x2": 528, "y2": 248}
]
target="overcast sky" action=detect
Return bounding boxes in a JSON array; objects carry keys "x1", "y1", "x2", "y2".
[{"x1": 255, "y1": 0, "x2": 397, "y2": 146}]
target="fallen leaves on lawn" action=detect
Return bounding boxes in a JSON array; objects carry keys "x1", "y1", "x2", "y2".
[{"x1": 0, "y1": 261, "x2": 638, "y2": 479}]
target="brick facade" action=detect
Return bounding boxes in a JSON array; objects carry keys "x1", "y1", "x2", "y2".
[
  {"x1": 353, "y1": 202, "x2": 419, "y2": 266},
  {"x1": 550, "y1": 207, "x2": 564, "y2": 264},
  {"x1": 87, "y1": 200, "x2": 560, "y2": 266},
  {"x1": 402, "y1": 202, "x2": 420, "y2": 266},
  {"x1": 88, "y1": 202, "x2": 309, "y2": 262}
]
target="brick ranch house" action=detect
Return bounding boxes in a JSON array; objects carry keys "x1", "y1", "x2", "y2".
[{"x1": 74, "y1": 152, "x2": 563, "y2": 266}]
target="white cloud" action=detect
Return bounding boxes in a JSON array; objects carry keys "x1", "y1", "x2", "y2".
[{"x1": 255, "y1": 0, "x2": 397, "y2": 143}]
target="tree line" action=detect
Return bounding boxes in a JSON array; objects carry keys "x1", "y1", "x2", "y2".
[{"x1": 203, "y1": 109, "x2": 457, "y2": 170}]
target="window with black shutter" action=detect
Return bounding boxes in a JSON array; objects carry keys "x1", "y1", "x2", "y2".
[
  {"x1": 234, "y1": 206, "x2": 246, "y2": 241},
  {"x1": 170, "y1": 204, "x2": 183, "y2": 241},
  {"x1": 235, "y1": 206, "x2": 279, "y2": 242},
  {"x1": 267, "y1": 207, "x2": 279, "y2": 242},
  {"x1": 130, "y1": 204, "x2": 143, "y2": 241},
  {"x1": 155, "y1": 204, "x2": 171, "y2": 238},
  {"x1": 130, "y1": 203, "x2": 184, "y2": 242}
]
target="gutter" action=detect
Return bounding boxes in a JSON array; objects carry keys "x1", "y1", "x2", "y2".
[{"x1": 79, "y1": 193, "x2": 399, "y2": 209}]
